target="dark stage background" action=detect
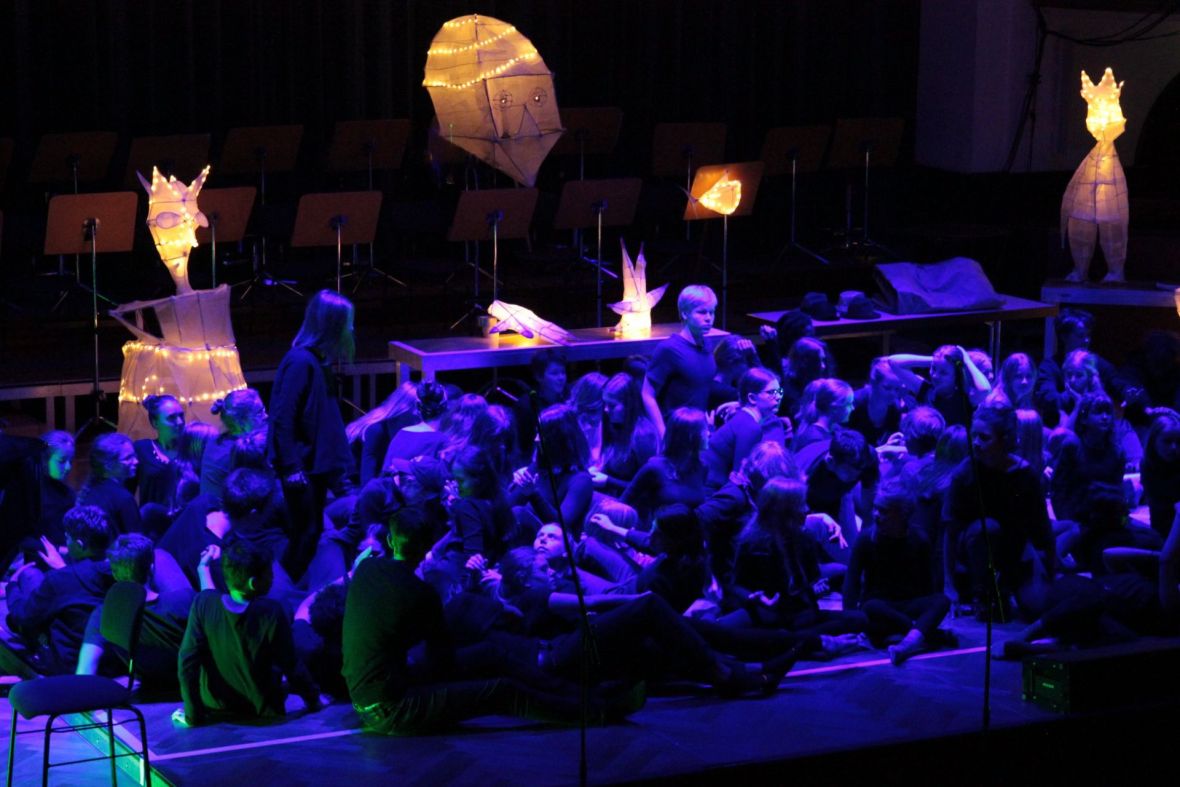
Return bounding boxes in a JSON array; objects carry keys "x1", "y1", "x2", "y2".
[{"x1": 0, "y1": 0, "x2": 920, "y2": 180}]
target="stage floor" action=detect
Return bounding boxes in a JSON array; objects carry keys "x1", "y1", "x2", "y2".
[{"x1": 3, "y1": 613, "x2": 1064, "y2": 786}]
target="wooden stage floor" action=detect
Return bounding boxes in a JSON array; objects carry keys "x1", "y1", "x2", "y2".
[{"x1": 8, "y1": 610, "x2": 1176, "y2": 785}]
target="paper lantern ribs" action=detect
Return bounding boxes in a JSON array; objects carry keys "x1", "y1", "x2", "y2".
[
  {"x1": 487, "y1": 300, "x2": 575, "y2": 345},
  {"x1": 113, "y1": 164, "x2": 246, "y2": 438},
  {"x1": 610, "y1": 242, "x2": 668, "y2": 338},
  {"x1": 424, "y1": 14, "x2": 563, "y2": 187},
  {"x1": 1061, "y1": 67, "x2": 1129, "y2": 284}
]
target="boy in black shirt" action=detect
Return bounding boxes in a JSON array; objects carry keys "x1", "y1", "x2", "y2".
[
  {"x1": 6, "y1": 505, "x2": 114, "y2": 674},
  {"x1": 77, "y1": 533, "x2": 193, "y2": 686},
  {"x1": 175, "y1": 541, "x2": 322, "y2": 726}
]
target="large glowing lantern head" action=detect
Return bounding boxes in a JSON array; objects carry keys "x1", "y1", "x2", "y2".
[
  {"x1": 697, "y1": 173, "x2": 742, "y2": 216},
  {"x1": 1081, "y1": 67, "x2": 1125, "y2": 143},
  {"x1": 136, "y1": 165, "x2": 210, "y2": 294},
  {"x1": 423, "y1": 14, "x2": 563, "y2": 187},
  {"x1": 610, "y1": 241, "x2": 668, "y2": 339}
]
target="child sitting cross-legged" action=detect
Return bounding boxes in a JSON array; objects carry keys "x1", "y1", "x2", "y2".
[{"x1": 175, "y1": 540, "x2": 324, "y2": 727}]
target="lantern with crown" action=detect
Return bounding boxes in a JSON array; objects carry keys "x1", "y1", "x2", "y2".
[{"x1": 110, "y1": 166, "x2": 247, "y2": 438}]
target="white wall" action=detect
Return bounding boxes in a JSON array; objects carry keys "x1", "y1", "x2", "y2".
[{"x1": 917, "y1": 1, "x2": 1180, "y2": 173}]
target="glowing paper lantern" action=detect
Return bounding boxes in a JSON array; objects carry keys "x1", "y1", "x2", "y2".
[
  {"x1": 697, "y1": 174, "x2": 742, "y2": 216},
  {"x1": 610, "y1": 242, "x2": 668, "y2": 339},
  {"x1": 112, "y1": 164, "x2": 245, "y2": 438},
  {"x1": 423, "y1": 14, "x2": 563, "y2": 187},
  {"x1": 487, "y1": 300, "x2": 575, "y2": 345},
  {"x1": 136, "y1": 166, "x2": 210, "y2": 295},
  {"x1": 1061, "y1": 68, "x2": 1129, "y2": 284}
]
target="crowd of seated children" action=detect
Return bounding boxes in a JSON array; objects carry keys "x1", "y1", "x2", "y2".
[{"x1": 7, "y1": 289, "x2": 1180, "y2": 738}]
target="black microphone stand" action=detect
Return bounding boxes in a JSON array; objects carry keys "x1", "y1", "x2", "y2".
[
  {"x1": 531, "y1": 396, "x2": 598, "y2": 787},
  {"x1": 953, "y1": 353, "x2": 1001, "y2": 733}
]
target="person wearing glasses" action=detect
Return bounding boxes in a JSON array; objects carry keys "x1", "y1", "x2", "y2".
[{"x1": 704, "y1": 367, "x2": 789, "y2": 489}]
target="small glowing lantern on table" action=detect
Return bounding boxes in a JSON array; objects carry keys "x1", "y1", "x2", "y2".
[{"x1": 610, "y1": 242, "x2": 668, "y2": 339}]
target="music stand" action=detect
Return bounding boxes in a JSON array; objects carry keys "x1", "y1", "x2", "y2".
[
  {"x1": 684, "y1": 162, "x2": 764, "y2": 330},
  {"x1": 44, "y1": 192, "x2": 138, "y2": 436},
  {"x1": 29, "y1": 131, "x2": 119, "y2": 190},
  {"x1": 290, "y1": 191, "x2": 383, "y2": 294},
  {"x1": 194, "y1": 187, "x2": 256, "y2": 288},
  {"x1": 653, "y1": 122, "x2": 726, "y2": 241},
  {"x1": 327, "y1": 119, "x2": 411, "y2": 188},
  {"x1": 826, "y1": 117, "x2": 904, "y2": 257},
  {"x1": 218, "y1": 125, "x2": 303, "y2": 205},
  {"x1": 762, "y1": 125, "x2": 832, "y2": 265},
  {"x1": 551, "y1": 107, "x2": 623, "y2": 180},
  {"x1": 29, "y1": 132, "x2": 121, "y2": 308},
  {"x1": 554, "y1": 178, "x2": 641, "y2": 326},
  {"x1": 123, "y1": 133, "x2": 212, "y2": 188},
  {"x1": 446, "y1": 188, "x2": 538, "y2": 330},
  {"x1": 327, "y1": 120, "x2": 410, "y2": 288}
]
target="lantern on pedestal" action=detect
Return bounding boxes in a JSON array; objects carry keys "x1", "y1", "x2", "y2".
[{"x1": 1062, "y1": 68, "x2": 1129, "y2": 284}]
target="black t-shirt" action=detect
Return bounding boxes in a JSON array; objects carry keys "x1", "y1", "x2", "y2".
[
  {"x1": 845, "y1": 526, "x2": 934, "y2": 604},
  {"x1": 944, "y1": 457, "x2": 1052, "y2": 583},
  {"x1": 645, "y1": 333, "x2": 716, "y2": 416},
  {"x1": 179, "y1": 590, "x2": 315, "y2": 723},
  {"x1": 85, "y1": 587, "x2": 194, "y2": 684},
  {"x1": 77, "y1": 478, "x2": 143, "y2": 535},
  {"x1": 342, "y1": 558, "x2": 453, "y2": 708},
  {"x1": 5, "y1": 559, "x2": 114, "y2": 674}
]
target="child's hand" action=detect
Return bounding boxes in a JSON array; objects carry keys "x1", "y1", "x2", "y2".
[
  {"x1": 171, "y1": 708, "x2": 191, "y2": 728},
  {"x1": 198, "y1": 544, "x2": 221, "y2": 567},
  {"x1": 37, "y1": 537, "x2": 66, "y2": 571}
]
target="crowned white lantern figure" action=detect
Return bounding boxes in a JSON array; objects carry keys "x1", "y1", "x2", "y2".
[
  {"x1": 111, "y1": 166, "x2": 247, "y2": 438},
  {"x1": 1061, "y1": 68, "x2": 1129, "y2": 284}
]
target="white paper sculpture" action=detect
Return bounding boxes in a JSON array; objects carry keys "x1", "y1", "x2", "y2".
[
  {"x1": 112, "y1": 165, "x2": 247, "y2": 438},
  {"x1": 423, "y1": 14, "x2": 563, "y2": 187},
  {"x1": 610, "y1": 242, "x2": 668, "y2": 338},
  {"x1": 1061, "y1": 68, "x2": 1129, "y2": 284},
  {"x1": 487, "y1": 300, "x2": 575, "y2": 345}
]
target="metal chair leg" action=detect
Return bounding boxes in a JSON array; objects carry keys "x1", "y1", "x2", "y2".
[
  {"x1": 6, "y1": 708, "x2": 16, "y2": 787},
  {"x1": 107, "y1": 710, "x2": 117, "y2": 786},
  {"x1": 134, "y1": 708, "x2": 151, "y2": 787},
  {"x1": 41, "y1": 714, "x2": 54, "y2": 787}
]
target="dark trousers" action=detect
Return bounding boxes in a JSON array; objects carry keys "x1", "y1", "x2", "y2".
[
  {"x1": 281, "y1": 475, "x2": 329, "y2": 582},
  {"x1": 355, "y1": 678, "x2": 585, "y2": 735},
  {"x1": 546, "y1": 594, "x2": 719, "y2": 683},
  {"x1": 862, "y1": 594, "x2": 951, "y2": 638}
]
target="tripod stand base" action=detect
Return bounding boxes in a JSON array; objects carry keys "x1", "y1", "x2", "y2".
[
  {"x1": 234, "y1": 273, "x2": 304, "y2": 302},
  {"x1": 341, "y1": 263, "x2": 408, "y2": 292},
  {"x1": 75, "y1": 414, "x2": 118, "y2": 439}
]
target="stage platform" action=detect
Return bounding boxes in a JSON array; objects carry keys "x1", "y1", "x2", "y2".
[{"x1": 12, "y1": 605, "x2": 1177, "y2": 786}]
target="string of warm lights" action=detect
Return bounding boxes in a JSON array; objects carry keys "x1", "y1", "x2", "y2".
[
  {"x1": 119, "y1": 341, "x2": 245, "y2": 406},
  {"x1": 443, "y1": 15, "x2": 480, "y2": 29},
  {"x1": 428, "y1": 25, "x2": 518, "y2": 55},
  {"x1": 423, "y1": 51, "x2": 539, "y2": 89},
  {"x1": 122, "y1": 341, "x2": 241, "y2": 362}
]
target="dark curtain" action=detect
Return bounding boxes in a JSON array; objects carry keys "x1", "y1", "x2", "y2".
[{"x1": 0, "y1": 0, "x2": 919, "y2": 173}]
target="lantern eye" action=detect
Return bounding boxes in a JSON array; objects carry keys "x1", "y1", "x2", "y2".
[{"x1": 149, "y1": 211, "x2": 183, "y2": 229}]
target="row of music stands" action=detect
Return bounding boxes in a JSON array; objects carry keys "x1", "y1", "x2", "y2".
[{"x1": 23, "y1": 121, "x2": 411, "y2": 193}]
